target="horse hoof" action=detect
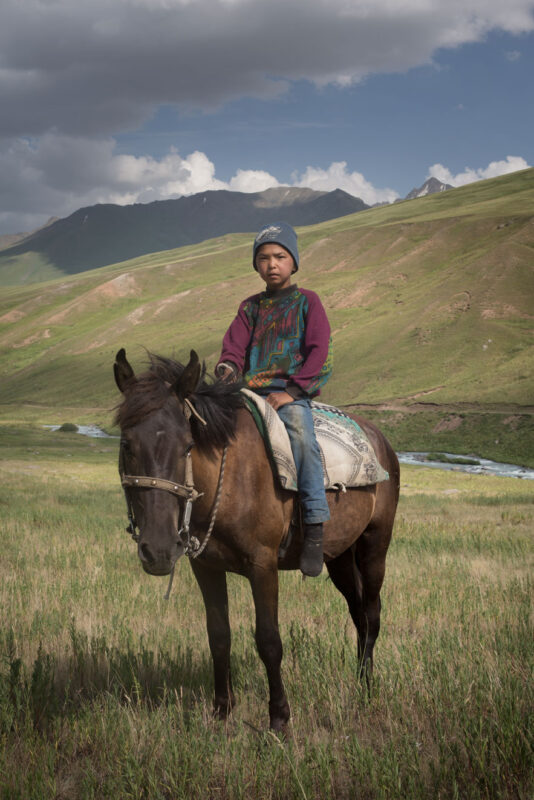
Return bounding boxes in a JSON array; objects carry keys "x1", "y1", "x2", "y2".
[
  {"x1": 213, "y1": 696, "x2": 236, "y2": 720},
  {"x1": 269, "y1": 710, "x2": 291, "y2": 735}
]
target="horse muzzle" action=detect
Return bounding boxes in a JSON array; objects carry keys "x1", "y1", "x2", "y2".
[{"x1": 138, "y1": 537, "x2": 185, "y2": 575}]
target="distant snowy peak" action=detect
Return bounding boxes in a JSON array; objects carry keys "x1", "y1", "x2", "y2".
[{"x1": 405, "y1": 177, "x2": 454, "y2": 200}]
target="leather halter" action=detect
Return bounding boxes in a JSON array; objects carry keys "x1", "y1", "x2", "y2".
[
  {"x1": 120, "y1": 443, "x2": 203, "y2": 550},
  {"x1": 119, "y1": 399, "x2": 225, "y2": 563}
]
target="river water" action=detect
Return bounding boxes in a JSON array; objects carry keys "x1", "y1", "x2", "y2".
[
  {"x1": 46, "y1": 424, "x2": 118, "y2": 438},
  {"x1": 398, "y1": 452, "x2": 534, "y2": 480},
  {"x1": 46, "y1": 424, "x2": 534, "y2": 481}
]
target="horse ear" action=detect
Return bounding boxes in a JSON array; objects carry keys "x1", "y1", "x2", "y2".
[
  {"x1": 175, "y1": 349, "x2": 201, "y2": 401},
  {"x1": 114, "y1": 348, "x2": 135, "y2": 393}
]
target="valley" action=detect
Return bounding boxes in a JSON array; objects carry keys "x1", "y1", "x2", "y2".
[{"x1": 1, "y1": 169, "x2": 533, "y2": 465}]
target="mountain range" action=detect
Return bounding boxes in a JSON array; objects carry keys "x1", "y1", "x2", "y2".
[{"x1": 0, "y1": 178, "x2": 453, "y2": 286}]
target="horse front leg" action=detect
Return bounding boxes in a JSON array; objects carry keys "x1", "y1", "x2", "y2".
[
  {"x1": 249, "y1": 564, "x2": 290, "y2": 732},
  {"x1": 190, "y1": 560, "x2": 236, "y2": 719}
]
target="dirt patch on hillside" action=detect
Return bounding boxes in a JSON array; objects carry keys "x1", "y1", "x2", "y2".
[
  {"x1": 447, "y1": 291, "x2": 471, "y2": 314},
  {"x1": 13, "y1": 328, "x2": 51, "y2": 348},
  {"x1": 95, "y1": 273, "x2": 139, "y2": 299},
  {"x1": 103, "y1": 289, "x2": 194, "y2": 330},
  {"x1": 127, "y1": 307, "x2": 145, "y2": 326},
  {"x1": 76, "y1": 338, "x2": 108, "y2": 353},
  {"x1": 330, "y1": 282, "x2": 377, "y2": 308},
  {"x1": 407, "y1": 387, "x2": 445, "y2": 399},
  {"x1": 481, "y1": 303, "x2": 534, "y2": 319},
  {"x1": 302, "y1": 238, "x2": 331, "y2": 260},
  {"x1": 502, "y1": 415, "x2": 523, "y2": 429},
  {"x1": 432, "y1": 416, "x2": 463, "y2": 432},
  {"x1": 0, "y1": 309, "x2": 25, "y2": 323},
  {"x1": 153, "y1": 290, "x2": 192, "y2": 317},
  {"x1": 47, "y1": 273, "x2": 140, "y2": 324}
]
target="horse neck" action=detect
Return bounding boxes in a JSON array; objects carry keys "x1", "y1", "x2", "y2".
[{"x1": 190, "y1": 407, "x2": 259, "y2": 501}]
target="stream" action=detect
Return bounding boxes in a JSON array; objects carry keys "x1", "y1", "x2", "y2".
[
  {"x1": 46, "y1": 425, "x2": 534, "y2": 480},
  {"x1": 397, "y1": 452, "x2": 534, "y2": 480}
]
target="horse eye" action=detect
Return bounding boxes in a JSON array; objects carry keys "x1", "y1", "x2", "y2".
[{"x1": 185, "y1": 442, "x2": 194, "y2": 455}]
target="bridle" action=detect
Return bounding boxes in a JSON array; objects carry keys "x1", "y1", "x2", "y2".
[
  {"x1": 118, "y1": 398, "x2": 228, "y2": 596},
  {"x1": 120, "y1": 448, "x2": 204, "y2": 552}
]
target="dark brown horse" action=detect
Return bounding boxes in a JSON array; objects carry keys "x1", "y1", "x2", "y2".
[{"x1": 114, "y1": 348, "x2": 399, "y2": 731}]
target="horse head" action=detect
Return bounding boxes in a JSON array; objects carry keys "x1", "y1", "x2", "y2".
[{"x1": 114, "y1": 348, "x2": 201, "y2": 576}]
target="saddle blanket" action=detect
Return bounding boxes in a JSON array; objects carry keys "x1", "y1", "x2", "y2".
[{"x1": 241, "y1": 389, "x2": 389, "y2": 491}]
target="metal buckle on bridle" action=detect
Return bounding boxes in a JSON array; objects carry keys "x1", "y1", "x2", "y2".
[{"x1": 176, "y1": 485, "x2": 201, "y2": 555}]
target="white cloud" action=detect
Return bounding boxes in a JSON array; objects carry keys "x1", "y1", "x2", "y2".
[
  {"x1": 228, "y1": 170, "x2": 280, "y2": 193},
  {"x1": 292, "y1": 162, "x2": 399, "y2": 205},
  {"x1": 428, "y1": 156, "x2": 530, "y2": 186},
  {"x1": 113, "y1": 149, "x2": 227, "y2": 200},
  {"x1": 0, "y1": 137, "x2": 227, "y2": 232}
]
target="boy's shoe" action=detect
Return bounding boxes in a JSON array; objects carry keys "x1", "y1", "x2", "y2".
[{"x1": 299, "y1": 523, "x2": 324, "y2": 577}]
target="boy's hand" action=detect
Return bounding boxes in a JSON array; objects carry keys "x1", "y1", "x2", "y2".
[
  {"x1": 215, "y1": 363, "x2": 237, "y2": 383},
  {"x1": 266, "y1": 391, "x2": 294, "y2": 410}
]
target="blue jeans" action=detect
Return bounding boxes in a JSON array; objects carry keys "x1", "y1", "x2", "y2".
[{"x1": 277, "y1": 399, "x2": 330, "y2": 524}]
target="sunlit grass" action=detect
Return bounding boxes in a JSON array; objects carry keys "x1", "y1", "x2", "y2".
[{"x1": 1, "y1": 434, "x2": 533, "y2": 799}]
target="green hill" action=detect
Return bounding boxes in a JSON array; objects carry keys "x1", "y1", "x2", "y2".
[
  {"x1": 0, "y1": 188, "x2": 368, "y2": 284},
  {"x1": 1, "y1": 169, "x2": 533, "y2": 463}
]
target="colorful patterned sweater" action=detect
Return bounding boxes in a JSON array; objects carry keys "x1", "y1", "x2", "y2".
[{"x1": 218, "y1": 285, "x2": 333, "y2": 398}]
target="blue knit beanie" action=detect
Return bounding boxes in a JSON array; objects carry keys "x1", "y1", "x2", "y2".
[{"x1": 252, "y1": 222, "x2": 299, "y2": 272}]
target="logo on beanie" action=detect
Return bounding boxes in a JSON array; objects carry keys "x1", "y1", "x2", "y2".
[{"x1": 255, "y1": 225, "x2": 282, "y2": 244}]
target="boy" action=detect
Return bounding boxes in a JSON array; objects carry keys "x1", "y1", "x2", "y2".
[{"x1": 216, "y1": 222, "x2": 332, "y2": 577}]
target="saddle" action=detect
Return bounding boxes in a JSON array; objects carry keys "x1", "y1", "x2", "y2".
[{"x1": 241, "y1": 389, "x2": 389, "y2": 492}]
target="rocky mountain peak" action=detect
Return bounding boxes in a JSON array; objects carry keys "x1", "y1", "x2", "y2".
[{"x1": 405, "y1": 176, "x2": 454, "y2": 200}]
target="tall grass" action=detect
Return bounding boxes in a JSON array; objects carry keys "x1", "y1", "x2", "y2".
[{"x1": 1, "y1": 433, "x2": 532, "y2": 799}]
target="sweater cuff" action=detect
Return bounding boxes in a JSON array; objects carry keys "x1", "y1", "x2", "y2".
[{"x1": 215, "y1": 361, "x2": 240, "y2": 380}]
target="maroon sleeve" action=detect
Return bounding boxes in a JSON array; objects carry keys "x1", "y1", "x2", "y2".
[{"x1": 217, "y1": 297, "x2": 255, "y2": 374}]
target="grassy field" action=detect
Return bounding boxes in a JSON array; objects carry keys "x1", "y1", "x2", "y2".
[{"x1": 1, "y1": 426, "x2": 532, "y2": 799}]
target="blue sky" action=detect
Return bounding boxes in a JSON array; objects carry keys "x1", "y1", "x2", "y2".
[
  {"x1": 117, "y1": 31, "x2": 533, "y2": 194},
  {"x1": 0, "y1": 1, "x2": 533, "y2": 234}
]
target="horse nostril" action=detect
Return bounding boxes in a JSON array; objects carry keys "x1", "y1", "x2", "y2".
[{"x1": 139, "y1": 543, "x2": 153, "y2": 563}]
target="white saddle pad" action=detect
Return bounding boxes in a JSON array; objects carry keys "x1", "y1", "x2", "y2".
[{"x1": 241, "y1": 389, "x2": 389, "y2": 491}]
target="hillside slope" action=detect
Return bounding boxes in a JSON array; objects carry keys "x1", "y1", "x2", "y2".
[
  {"x1": 0, "y1": 187, "x2": 368, "y2": 285},
  {"x1": 0, "y1": 169, "x2": 533, "y2": 412}
]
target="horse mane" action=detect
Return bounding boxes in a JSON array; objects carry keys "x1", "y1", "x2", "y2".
[{"x1": 115, "y1": 353, "x2": 245, "y2": 453}]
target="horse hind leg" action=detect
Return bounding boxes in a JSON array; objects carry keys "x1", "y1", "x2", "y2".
[
  {"x1": 326, "y1": 545, "x2": 383, "y2": 692},
  {"x1": 354, "y1": 523, "x2": 392, "y2": 687}
]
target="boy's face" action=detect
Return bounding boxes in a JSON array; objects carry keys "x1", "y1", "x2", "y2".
[{"x1": 255, "y1": 243, "x2": 295, "y2": 291}]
